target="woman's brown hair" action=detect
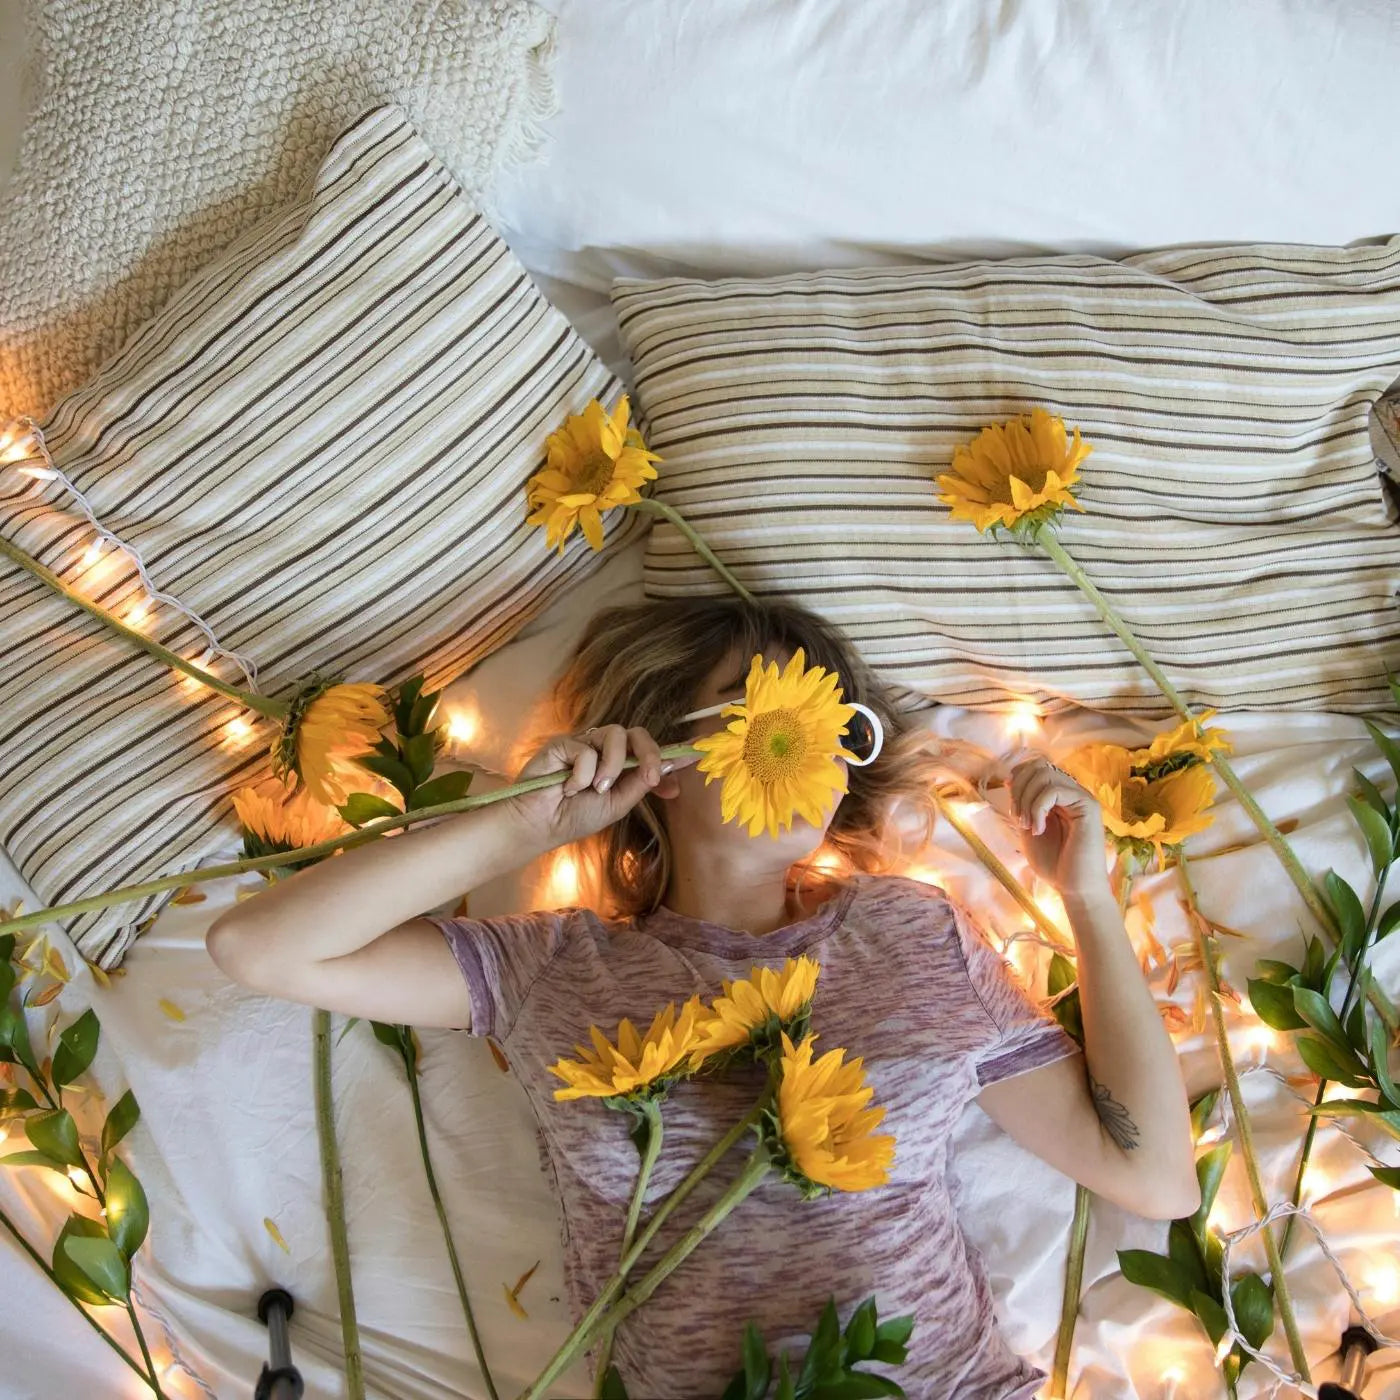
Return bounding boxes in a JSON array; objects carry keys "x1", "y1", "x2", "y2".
[{"x1": 519, "y1": 595, "x2": 949, "y2": 919}]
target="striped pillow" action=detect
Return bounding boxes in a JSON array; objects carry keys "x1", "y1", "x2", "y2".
[
  {"x1": 0, "y1": 105, "x2": 641, "y2": 967},
  {"x1": 613, "y1": 239, "x2": 1400, "y2": 715}
]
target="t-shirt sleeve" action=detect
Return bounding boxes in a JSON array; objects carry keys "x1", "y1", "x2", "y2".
[
  {"x1": 419, "y1": 908, "x2": 569, "y2": 1042},
  {"x1": 948, "y1": 899, "x2": 1082, "y2": 1089}
]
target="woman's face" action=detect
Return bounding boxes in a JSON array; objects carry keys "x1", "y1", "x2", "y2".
[{"x1": 662, "y1": 644, "x2": 847, "y2": 856}]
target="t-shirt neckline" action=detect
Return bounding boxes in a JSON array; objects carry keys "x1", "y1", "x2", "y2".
[{"x1": 635, "y1": 878, "x2": 860, "y2": 956}]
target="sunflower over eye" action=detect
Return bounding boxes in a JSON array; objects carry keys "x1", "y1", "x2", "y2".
[{"x1": 692, "y1": 649, "x2": 858, "y2": 840}]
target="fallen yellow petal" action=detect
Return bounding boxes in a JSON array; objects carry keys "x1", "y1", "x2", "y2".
[
  {"x1": 28, "y1": 981, "x2": 64, "y2": 1008},
  {"x1": 171, "y1": 886, "x2": 207, "y2": 906},
  {"x1": 158, "y1": 998, "x2": 186, "y2": 1022},
  {"x1": 487, "y1": 1038, "x2": 511, "y2": 1074},
  {"x1": 85, "y1": 961, "x2": 112, "y2": 990},
  {"x1": 264, "y1": 1217, "x2": 291, "y2": 1254},
  {"x1": 504, "y1": 1259, "x2": 541, "y2": 1319}
]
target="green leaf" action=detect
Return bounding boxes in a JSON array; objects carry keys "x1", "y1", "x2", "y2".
[
  {"x1": 1117, "y1": 1250, "x2": 1197, "y2": 1311},
  {"x1": 0, "y1": 1087, "x2": 38, "y2": 1115},
  {"x1": 1310, "y1": 1100, "x2": 1400, "y2": 1142},
  {"x1": 337, "y1": 792, "x2": 402, "y2": 827},
  {"x1": 873, "y1": 1315, "x2": 914, "y2": 1349},
  {"x1": 393, "y1": 675, "x2": 426, "y2": 735},
  {"x1": 407, "y1": 688, "x2": 443, "y2": 738},
  {"x1": 402, "y1": 732, "x2": 437, "y2": 787},
  {"x1": 27, "y1": 1109, "x2": 84, "y2": 1167},
  {"x1": 1379, "y1": 900, "x2": 1400, "y2": 941},
  {"x1": 1365, "y1": 719, "x2": 1400, "y2": 792},
  {"x1": 809, "y1": 1376, "x2": 904, "y2": 1400},
  {"x1": 336, "y1": 1017, "x2": 361, "y2": 1045},
  {"x1": 1352, "y1": 767, "x2": 1392, "y2": 819},
  {"x1": 1291, "y1": 987, "x2": 1354, "y2": 1056},
  {"x1": 1295, "y1": 1034, "x2": 1368, "y2": 1088},
  {"x1": 1, "y1": 1149, "x2": 72, "y2": 1173},
  {"x1": 105, "y1": 1158, "x2": 149, "y2": 1258},
  {"x1": 799, "y1": 1298, "x2": 844, "y2": 1387},
  {"x1": 1323, "y1": 872, "x2": 1368, "y2": 966},
  {"x1": 720, "y1": 1375, "x2": 747, "y2": 1400},
  {"x1": 0, "y1": 932, "x2": 14, "y2": 963},
  {"x1": 352, "y1": 753, "x2": 417, "y2": 801},
  {"x1": 1252, "y1": 959, "x2": 1301, "y2": 985},
  {"x1": 1167, "y1": 1220, "x2": 1210, "y2": 1298},
  {"x1": 1047, "y1": 952, "x2": 1077, "y2": 998},
  {"x1": 1369, "y1": 1013, "x2": 1400, "y2": 1108},
  {"x1": 598, "y1": 1365, "x2": 629, "y2": 1400},
  {"x1": 1188, "y1": 1142, "x2": 1232, "y2": 1245},
  {"x1": 52, "y1": 1009, "x2": 100, "y2": 1089},
  {"x1": 1051, "y1": 987, "x2": 1083, "y2": 1043},
  {"x1": 1302, "y1": 934, "x2": 1326, "y2": 990},
  {"x1": 843, "y1": 1297, "x2": 878, "y2": 1364},
  {"x1": 0, "y1": 1002, "x2": 39, "y2": 1076},
  {"x1": 1369, "y1": 1164, "x2": 1400, "y2": 1189},
  {"x1": 1190, "y1": 1289, "x2": 1230, "y2": 1346},
  {"x1": 1348, "y1": 795, "x2": 1395, "y2": 878},
  {"x1": 100, "y1": 1091, "x2": 140, "y2": 1167},
  {"x1": 869, "y1": 1339, "x2": 909, "y2": 1366},
  {"x1": 743, "y1": 1319, "x2": 772, "y2": 1399},
  {"x1": 1345, "y1": 995, "x2": 1366, "y2": 1052},
  {"x1": 1230, "y1": 1273, "x2": 1275, "y2": 1352},
  {"x1": 52, "y1": 1216, "x2": 115, "y2": 1306},
  {"x1": 775, "y1": 1352, "x2": 796, "y2": 1400},
  {"x1": 0, "y1": 955, "x2": 14, "y2": 1004},
  {"x1": 64, "y1": 1233, "x2": 129, "y2": 1302},
  {"x1": 408, "y1": 769, "x2": 473, "y2": 811},
  {"x1": 1189, "y1": 1088, "x2": 1220, "y2": 1141},
  {"x1": 1246, "y1": 978, "x2": 1307, "y2": 1032}
]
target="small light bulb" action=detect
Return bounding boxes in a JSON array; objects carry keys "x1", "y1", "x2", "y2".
[
  {"x1": 904, "y1": 864, "x2": 943, "y2": 887},
  {"x1": 446, "y1": 707, "x2": 480, "y2": 747},
  {"x1": 66, "y1": 1167, "x2": 85, "y2": 1188},
  {"x1": 126, "y1": 601, "x2": 150, "y2": 628},
  {"x1": 544, "y1": 851, "x2": 581, "y2": 906},
  {"x1": 81, "y1": 540, "x2": 105, "y2": 567},
  {"x1": 19, "y1": 464, "x2": 56, "y2": 479},
  {"x1": 1003, "y1": 700, "x2": 1042, "y2": 739},
  {"x1": 1367, "y1": 1262, "x2": 1400, "y2": 1307},
  {"x1": 1213, "y1": 1332, "x2": 1236, "y2": 1367},
  {"x1": 0, "y1": 1123, "x2": 8, "y2": 1144},
  {"x1": 225, "y1": 716, "x2": 253, "y2": 742}
]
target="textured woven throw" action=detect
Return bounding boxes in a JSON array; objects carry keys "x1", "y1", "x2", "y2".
[{"x1": 0, "y1": 0, "x2": 558, "y2": 420}]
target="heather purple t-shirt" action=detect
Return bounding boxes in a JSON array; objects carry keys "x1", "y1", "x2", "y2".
[{"x1": 424, "y1": 872, "x2": 1082, "y2": 1399}]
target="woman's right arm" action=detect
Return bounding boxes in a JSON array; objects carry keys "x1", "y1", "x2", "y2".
[{"x1": 205, "y1": 723, "x2": 687, "y2": 1028}]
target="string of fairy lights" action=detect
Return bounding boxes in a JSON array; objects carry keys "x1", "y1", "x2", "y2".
[{"x1": 4, "y1": 415, "x2": 1400, "y2": 1393}]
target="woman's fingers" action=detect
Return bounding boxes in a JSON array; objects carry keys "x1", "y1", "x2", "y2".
[
  {"x1": 559, "y1": 738, "x2": 598, "y2": 797},
  {"x1": 628, "y1": 726, "x2": 664, "y2": 788},
  {"x1": 589, "y1": 724, "x2": 627, "y2": 792}
]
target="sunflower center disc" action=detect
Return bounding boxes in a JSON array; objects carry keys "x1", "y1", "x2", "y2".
[
  {"x1": 743, "y1": 709, "x2": 808, "y2": 783},
  {"x1": 576, "y1": 450, "x2": 616, "y2": 496}
]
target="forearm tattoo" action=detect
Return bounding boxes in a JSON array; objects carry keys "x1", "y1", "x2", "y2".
[{"x1": 1089, "y1": 1073, "x2": 1141, "y2": 1152}]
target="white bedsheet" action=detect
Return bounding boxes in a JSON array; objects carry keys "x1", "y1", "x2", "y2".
[{"x1": 7, "y1": 2, "x2": 1400, "y2": 1396}]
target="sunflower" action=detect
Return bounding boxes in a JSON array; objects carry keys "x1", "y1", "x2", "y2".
[
  {"x1": 1065, "y1": 743, "x2": 1218, "y2": 869},
  {"x1": 935, "y1": 407, "x2": 1091, "y2": 538},
  {"x1": 1128, "y1": 711, "x2": 1232, "y2": 780},
  {"x1": 270, "y1": 677, "x2": 392, "y2": 807},
  {"x1": 765, "y1": 1032, "x2": 895, "y2": 1196},
  {"x1": 691, "y1": 956, "x2": 820, "y2": 1066},
  {"x1": 549, "y1": 997, "x2": 709, "y2": 1103},
  {"x1": 526, "y1": 395, "x2": 661, "y2": 553},
  {"x1": 232, "y1": 776, "x2": 351, "y2": 870},
  {"x1": 693, "y1": 649, "x2": 857, "y2": 840}
]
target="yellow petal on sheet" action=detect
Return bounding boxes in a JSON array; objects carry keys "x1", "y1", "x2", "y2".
[
  {"x1": 235, "y1": 888, "x2": 262, "y2": 903},
  {"x1": 27, "y1": 981, "x2": 64, "y2": 1007},
  {"x1": 1190, "y1": 985, "x2": 1208, "y2": 1035},
  {"x1": 487, "y1": 1038, "x2": 511, "y2": 1074},
  {"x1": 504, "y1": 1259, "x2": 541, "y2": 1319},
  {"x1": 1164, "y1": 959, "x2": 1180, "y2": 995},
  {"x1": 85, "y1": 960, "x2": 112, "y2": 989},
  {"x1": 171, "y1": 886, "x2": 207, "y2": 905},
  {"x1": 43, "y1": 945, "x2": 71, "y2": 983},
  {"x1": 263, "y1": 1217, "x2": 291, "y2": 1254},
  {"x1": 158, "y1": 998, "x2": 187, "y2": 1022}
]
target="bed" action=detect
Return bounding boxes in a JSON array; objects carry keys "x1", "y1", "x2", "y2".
[{"x1": 4, "y1": 2, "x2": 1400, "y2": 1397}]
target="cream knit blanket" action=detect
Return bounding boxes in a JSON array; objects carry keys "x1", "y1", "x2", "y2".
[{"x1": 0, "y1": 0, "x2": 558, "y2": 420}]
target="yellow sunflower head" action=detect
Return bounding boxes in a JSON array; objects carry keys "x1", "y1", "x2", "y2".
[
  {"x1": 1128, "y1": 711, "x2": 1232, "y2": 780},
  {"x1": 548, "y1": 996, "x2": 708, "y2": 1104},
  {"x1": 935, "y1": 407, "x2": 1091, "y2": 538},
  {"x1": 1065, "y1": 742, "x2": 1218, "y2": 870},
  {"x1": 232, "y1": 776, "x2": 351, "y2": 870},
  {"x1": 691, "y1": 956, "x2": 821, "y2": 1068},
  {"x1": 765, "y1": 1032, "x2": 895, "y2": 1197},
  {"x1": 270, "y1": 677, "x2": 392, "y2": 808},
  {"x1": 526, "y1": 394, "x2": 661, "y2": 553},
  {"x1": 693, "y1": 649, "x2": 858, "y2": 840}
]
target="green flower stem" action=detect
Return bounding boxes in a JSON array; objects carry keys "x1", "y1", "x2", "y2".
[
  {"x1": 521, "y1": 1145, "x2": 773, "y2": 1399},
  {"x1": 1279, "y1": 853, "x2": 1392, "y2": 1263},
  {"x1": 1049, "y1": 1184, "x2": 1092, "y2": 1399},
  {"x1": 314, "y1": 1009, "x2": 364, "y2": 1400},
  {"x1": 0, "y1": 534, "x2": 284, "y2": 719},
  {"x1": 1036, "y1": 528, "x2": 1399, "y2": 1033},
  {"x1": 521, "y1": 1088, "x2": 770, "y2": 1400},
  {"x1": 0, "y1": 744, "x2": 704, "y2": 939},
  {"x1": 931, "y1": 790, "x2": 1068, "y2": 947},
  {"x1": 1178, "y1": 854, "x2": 1310, "y2": 1384},
  {"x1": 592, "y1": 1100, "x2": 665, "y2": 1398},
  {"x1": 403, "y1": 1045, "x2": 500, "y2": 1400},
  {"x1": 629, "y1": 497, "x2": 756, "y2": 604},
  {"x1": 0, "y1": 1204, "x2": 153, "y2": 1387}
]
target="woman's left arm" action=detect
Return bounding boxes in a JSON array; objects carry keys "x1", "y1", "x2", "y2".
[{"x1": 973, "y1": 757, "x2": 1202, "y2": 1220}]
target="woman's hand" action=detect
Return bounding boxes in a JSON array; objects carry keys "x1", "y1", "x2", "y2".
[
  {"x1": 504, "y1": 724, "x2": 696, "y2": 850},
  {"x1": 1009, "y1": 756, "x2": 1110, "y2": 902}
]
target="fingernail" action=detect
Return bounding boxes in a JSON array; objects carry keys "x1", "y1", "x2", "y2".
[
  {"x1": 660, "y1": 761, "x2": 674, "y2": 775},
  {"x1": 597, "y1": 777, "x2": 612, "y2": 792}
]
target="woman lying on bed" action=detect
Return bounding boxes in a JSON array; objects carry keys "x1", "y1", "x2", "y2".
[{"x1": 206, "y1": 595, "x2": 1199, "y2": 1400}]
